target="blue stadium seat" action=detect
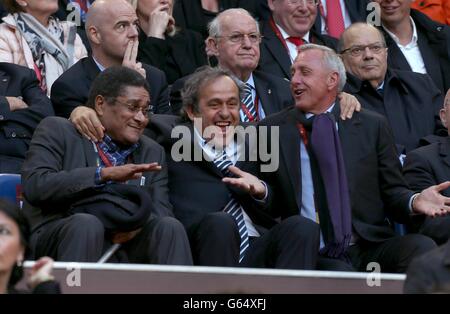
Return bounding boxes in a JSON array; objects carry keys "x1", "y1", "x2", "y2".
[{"x1": 0, "y1": 173, "x2": 22, "y2": 206}]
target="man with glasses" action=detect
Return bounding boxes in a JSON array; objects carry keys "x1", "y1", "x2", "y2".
[
  {"x1": 339, "y1": 23, "x2": 445, "y2": 156},
  {"x1": 258, "y1": 0, "x2": 338, "y2": 80},
  {"x1": 22, "y1": 66, "x2": 193, "y2": 264}
]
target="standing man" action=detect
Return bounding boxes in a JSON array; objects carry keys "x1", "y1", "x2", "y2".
[
  {"x1": 51, "y1": 0, "x2": 171, "y2": 118},
  {"x1": 260, "y1": 44, "x2": 449, "y2": 273}
]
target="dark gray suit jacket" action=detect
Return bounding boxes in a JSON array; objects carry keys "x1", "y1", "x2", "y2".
[{"x1": 21, "y1": 116, "x2": 173, "y2": 232}]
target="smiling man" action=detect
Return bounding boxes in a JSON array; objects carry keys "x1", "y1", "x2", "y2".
[{"x1": 21, "y1": 66, "x2": 193, "y2": 265}]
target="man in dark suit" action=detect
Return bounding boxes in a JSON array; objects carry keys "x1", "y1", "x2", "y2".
[
  {"x1": 0, "y1": 63, "x2": 54, "y2": 173},
  {"x1": 374, "y1": 0, "x2": 450, "y2": 93},
  {"x1": 22, "y1": 66, "x2": 193, "y2": 264},
  {"x1": 259, "y1": 43, "x2": 449, "y2": 273},
  {"x1": 258, "y1": 0, "x2": 338, "y2": 80},
  {"x1": 51, "y1": 0, "x2": 170, "y2": 119},
  {"x1": 339, "y1": 23, "x2": 444, "y2": 155},
  {"x1": 152, "y1": 66, "x2": 320, "y2": 268},
  {"x1": 403, "y1": 89, "x2": 450, "y2": 245}
]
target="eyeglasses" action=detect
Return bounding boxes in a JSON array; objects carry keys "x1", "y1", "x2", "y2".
[
  {"x1": 287, "y1": 0, "x2": 318, "y2": 6},
  {"x1": 340, "y1": 43, "x2": 387, "y2": 57},
  {"x1": 216, "y1": 33, "x2": 263, "y2": 44},
  {"x1": 114, "y1": 99, "x2": 152, "y2": 116}
]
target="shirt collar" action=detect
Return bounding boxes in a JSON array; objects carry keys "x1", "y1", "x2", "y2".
[
  {"x1": 382, "y1": 16, "x2": 418, "y2": 46},
  {"x1": 276, "y1": 22, "x2": 310, "y2": 43},
  {"x1": 92, "y1": 56, "x2": 106, "y2": 72},
  {"x1": 305, "y1": 102, "x2": 336, "y2": 119}
]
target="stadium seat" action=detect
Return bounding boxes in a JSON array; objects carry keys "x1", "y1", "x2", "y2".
[{"x1": 0, "y1": 173, "x2": 22, "y2": 207}]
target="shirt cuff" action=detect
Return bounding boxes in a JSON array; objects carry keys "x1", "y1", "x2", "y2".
[
  {"x1": 94, "y1": 167, "x2": 104, "y2": 186},
  {"x1": 252, "y1": 180, "x2": 269, "y2": 204},
  {"x1": 409, "y1": 193, "x2": 420, "y2": 213}
]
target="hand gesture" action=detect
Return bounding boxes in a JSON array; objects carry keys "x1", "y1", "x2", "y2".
[
  {"x1": 413, "y1": 181, "x2": 450, "y2": 217},
  {"x1": 6, "y1": 96, "x2": 28, "y2": 111},
  {"x1": 70, "y1": 106, "x2": 105, "y2": 142},
  {"x1": 100, "y1": 163, "x2": 161, "y2": 183},
  {"x1": 222, "y1": 166, "x2": 266, "y2": 199},
  {"x1": 147, "y1": 3, "x2": 174, "y2": 39},
  {"x1": 122, "y1": 40, "x2": 146, "y2": 78},
  {"x1": 27, "y1": 257, "x2": 55, "y2": 290},
  {"x1": 338, "y1": 92, "x2": 361, "y2": 120}
]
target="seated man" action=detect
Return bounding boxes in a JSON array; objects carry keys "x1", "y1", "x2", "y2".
[
  {"x1": 0, "y1": 63, "x2": 54, "y2": 173},
  {"x1": 403, "y1": 89, "x2": 450, "y2": 245},
  {"x1": 51, "y1": 0, "x2": 170, "y2": 118},
  {"x1": 259, "y1": 44, "x2": 449, "y2": 273},
  {"x1": 22, "y1": 66, "x2": 193, "y2": 264},
  {"x1": 151, "y1": 66, "x2": 320, "y2": 268},
  {"x1": 339, "y1": 23, "x2": 445, "y2": 155}
]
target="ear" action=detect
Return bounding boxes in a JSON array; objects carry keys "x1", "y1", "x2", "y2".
[
  {"x1": 206, "y1": 36, "x2": 219, "y2": 57},
  {"x1": 94, "y1": 95, "x2": 106, "y2": 117},
  {"x1": 267, "y1": 0, "x2": 275, "y2": 11},
  {"x1": 16, "y1": 0, "x2": 28, "y2": 7},
  {"x1": 87, "y1": 26, "x2": 101, "y2": 45},
  {"x1": 327, "y1": 71, "x2": 339, "y2": 91},
  {"x1": 185, "y1": 104, "x2": 196, "y2": 122},
  {"x1": 440, "y1": 108, "x2": 448, "y2": 129}
]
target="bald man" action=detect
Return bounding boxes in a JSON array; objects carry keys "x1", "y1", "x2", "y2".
[{"x1": 51, "y1": 0, "x2": 171, "y2": 118}]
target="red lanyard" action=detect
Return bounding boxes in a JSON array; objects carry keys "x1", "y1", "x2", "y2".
[
  {"x1": 269, "y1": 16, "x2": 290, "y2": 55},
  {"x1": 241, "y1": 94, "x2": 259, "y2": 122},
  {"x1": 95, "y1": 143, "x2": 114, "y2": 167},
  {"x1": 296, "y1": 123, "x2": 309, "y2": 146}
]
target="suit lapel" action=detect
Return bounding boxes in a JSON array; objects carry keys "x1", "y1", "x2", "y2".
[
  {"x1": 263, "y1": 22, "x2": 292, "y2": 79},
  {"x1": 440, "y1": 138, "x2": 450, "y2": 168},
  {"x1": 253, "y1": 72, "x2": 277, "y2": 116},
  {"x1": 85, "y1": 56, "x2": 101, "y2": 82},
  {"x1": 417, "y1": 29, "x2": 443, "y2": 89},
  {"x1": 82, "y1": 138, "x2": 98, "y2": 167},
  {"x1": 280, "y1": 110, "x2": 302, "y2": 208}
]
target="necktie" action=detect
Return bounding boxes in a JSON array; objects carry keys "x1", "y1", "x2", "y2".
[
  {"x1": 241, "y1": 83, "x2": 257, "y2": 122},
  {"x1": 213, "y1": 150, "x2": 249, "y2": 263},
  {"x1": 325, "y1": 0, "x2": 345, "y2": 39},
  {"x1": 287, "y1": 36, "x2": 304, "y2": 47}
]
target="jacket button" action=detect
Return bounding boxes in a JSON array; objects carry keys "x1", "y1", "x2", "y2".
[
  {"x1": 11, "y1": 132, "x2": 16, "y2": 138},
  {"x1": 437, "y1": 26, "x2": 443, "y2": 31}
]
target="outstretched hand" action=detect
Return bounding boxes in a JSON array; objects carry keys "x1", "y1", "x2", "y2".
[
  {"x1": 101, "y1": 163, "x2": 161, "y2": 183},
  {"x1": 413, "y1": 181, "x2": 450, "y2": 217},
  {"x1": 222, "y1": 166, "x2": 266, "y2": 199}
]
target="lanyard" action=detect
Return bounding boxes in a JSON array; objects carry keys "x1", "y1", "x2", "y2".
[
  {"x1": 241, "y1": 94, "x2": 259, "y2": 122},
  {"x1": 269, "y1": 16, "x2": 290, "y2": 55},
  {"x1": 95, "y1": 143, "x2": 114, "y2": 167},
  {"x1": 296, "y1": 123, "x2": 309, "y2": 146}
]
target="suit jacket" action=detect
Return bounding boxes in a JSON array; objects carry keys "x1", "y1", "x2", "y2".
[
  {"x1": 404, "y1": 239, "x2": 450, "y2": 294},
  {"x1": 259, "y1": 105, "x2": 414, "y2": 244},
  {"x1": 21, "y1": 116, "x2": 173, "y2": 232},
  {"x1": 169, "y1": 70, "x2": 293, "y2": 117},
  {"x1": 0, "y1": 63, "x2": 54, "y2": 173},
  {"x1": 147, "y1": 114, "x2": 277, "y2": 232},
  {"x1": 344, "y1": 69, "x2": 445, "y2": 153},
  {"x1": 50, "y1": 56, "x2": 170, "y2": 117},
  {"x1": 258, "y1": 20, "x2": 338, "y2": 80},
  {"x1": 381, "y1": 9, "x2": 450, "y2": 93},
  {"x1": 137, "y1": 28, "x2": 207, "y2": 85},
  {"x1": 403, "y1": 137, "x2": 450, "y2": 196},
  {"x1": 313, "y1": 0, "x2": 370, "y2": 35}
]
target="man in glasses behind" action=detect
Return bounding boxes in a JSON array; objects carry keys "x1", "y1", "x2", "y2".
[{"x1": 339, "y1": 22, "x2": 445, "y2": 159}]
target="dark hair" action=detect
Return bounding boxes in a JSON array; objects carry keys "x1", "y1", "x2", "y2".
[
  {"x1": 180, "y1": 66, "x2": 244, "y2": 120},
  {"x1": 2, "y1": 0, "x2": 25, "y2": 14},
  {"x1": 0, "y1": 199, "x2": 30, "y2": 287},
  {"x1": 86, "y1": 66, "x2": 150, "y2": 108}
]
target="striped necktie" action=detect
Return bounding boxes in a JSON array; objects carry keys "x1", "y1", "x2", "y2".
[
  {"x1": 241, "y1": 83, "x2": 257, "y2": 122},
  {"x1": 213, "y1": 150, "x2": 249, "y2": 263}
]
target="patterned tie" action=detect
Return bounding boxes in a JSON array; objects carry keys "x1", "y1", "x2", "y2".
[
  {"x1": 213, "y1": 150, "x2": 249, "y2": 263},
  {"x1": 326, "y1": 0, "x2": 345, "y2": 38},
  {"x1": 241, "y1": 83, "x2": 257, "y2": 122},
  {"x1": 287, "y1": 36, "x2": 304, "y2": 47}
]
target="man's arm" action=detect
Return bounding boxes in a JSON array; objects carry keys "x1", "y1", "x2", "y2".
[{"x1": 403, "y1": 149, "x2": 439, "y2": 192}]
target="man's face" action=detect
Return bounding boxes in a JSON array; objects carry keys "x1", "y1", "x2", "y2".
[
  {"x1": 340, "y1": 26, "x2": 388, "y2": 86},
  {"x1": 94, "y1": 2, "x2": 140, "y2": 61},
  {"x1": 98, "y1": 86, "x2": 150, "y2": 146},
  {"x1": 268, "y1": 0, "x2": 318, "y2": 37},
  {"x1": 137, "y1": 0, "x2": 173, "y2": 19},
  {"x1": 291, "y1": 49, "x2": 337, "y2": 113},
  {"x1": 212, "y1": 13, "x2": 260, "y2": 76},
  {"x1": 373, "y1": 0, "x2": 412, "y2": 25},
  {"x1": 187, "y1": 76, "x2": 240, "y2": 147}
]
